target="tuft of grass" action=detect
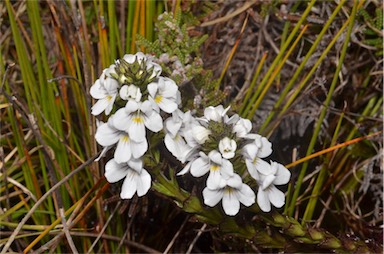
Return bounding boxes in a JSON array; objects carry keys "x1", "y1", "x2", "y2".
[{"x1": 1, "y1": 1, "x2": 164, "y2": 252}]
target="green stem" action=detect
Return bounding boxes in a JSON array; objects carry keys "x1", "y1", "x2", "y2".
[
  {"x1": 259, "y1": 0, "x2": 347, "y2": 134},
  {"x1": 240, "y1": 0, "x2": 316, "y2": 118},
  {"x1": 301, "y1": 1, "x2": 359, "y2": 223}
]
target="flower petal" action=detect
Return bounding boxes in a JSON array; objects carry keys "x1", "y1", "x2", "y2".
[
  {"x1": 236, "y1": 184, "x2": 256, "y2": 207},
  {"x1": 242, "y1": 143, "x2": 258, "y2": 160},
  {"x1": 245, "y1": 159, "x2": 259, "y2": 180},
  {"x1": 226, "y1": 173, "x2": 243, "y2": 189},
  {"x1": 157, "y1": 97, "x2": 178, "y2": 113},
  {"x1": 208, "y1": 150, "x2": 222, "y2": 165},
  {"x1": 104, "y1": 159, "x2": 128, "y2": 183},
  {"x1": 222, "y1": 189, "x2": 240, "y2": 216},
  {"x1": 136, "y1": 169, "x2": 151, "y2": 197},
  {"x1": 190, "y1": 157, "x2": 210, "y2": 177},
  {"x1": 128, "y1": 114, "x2": 146, "y2": 142},
  {"x1": 104, "y1": 94, "x2": 117, "y2": 115},
  {"x1": 131, "y1": 139, "x2": 148, "y2": 159},
  {"x1": 160, "y1": 77, "x2": 178, "y2": 98},
  {"x1": 103, "y1": 77, "x2": 119, "y2": 93},
  {"x1": 268, "y1": 185, "x2": 285, "y2": 208},
  {"x1": 220, "y1": 159, "x2": 234, "y2": 178},
  {"x1": 204, "y1": 106, "x2": 222, "y2": 122},
  {"x1": 192, "y1": 125, "x2": 211, "y2": 144},
  {"x1": 257, "y1": 188, "x2": 271, "y2": 212},
  {"x1": 207, "y1": 169, "x2": 223, "y2": 189},
  {"x1": 147, "y1": 82, "x2": 158, "y2": 98},
  {"x1": 164, "y1": 117, "x2": 183, "y2": 137},
  {"x1": 125, "y1": 100, "x2": 140, "y2": 114},
  {"x1": 91, "y1": 98, "x2": 109, "y2": 116},
  {"x1": 202, "y1": 187, "x2": 223, "y2": 207},
  {"x1": 90, "y1": 79, "x2": 107, "y2": 99},
  {"x1": 274, "y1": 163, "x2": 291, "y2": 185},
  {"x1": 95, "y1": 122, "x2": 120, "y2": 147},
  {"x1": 112, "y1": 108, "x2": 131, "y2": 132},
  {"x1": 233, "y1": 118, "x2": 252, "y2": 137},
  {"x1": 262, "y1": 174, "x2": 276, "y2": 190},
  {"x1": 120, "y1": 170, "x2": 138, "y2": 199},
  {"x1": 164, "y1": 134, "x2": 192, "y2": 162},
  {"x1": 114, "y1": 135, "x2": 132, "y2": 163},
  {"x1": 258, "y1": 137, "x2": 272, "y2": 158},
  {"x1": 127, "y1": 158, "x2": 143, "y2": 173},
  {"x1": 122, "y1": 53, "x2": 136, "y2": 64},
  {"x1": 254, "y1": 158, "x2": 273, "y2": 176},
  {"x1": 144, "y1": 111, "x2": 163, "y2": 132},
  {"x1": 177, "y1": 160, "x2": 192, "y2": 176}
]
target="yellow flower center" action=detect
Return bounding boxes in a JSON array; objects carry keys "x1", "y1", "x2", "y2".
[
  {"x1": 121, "y1": 135, "x2": 129, "y2": 142},
  {"x1": 132, "y1": 115, "x2": 144, "y2": 123},
  {"x1": 155, "y1": 95, "x2": 163, "y2": 103},
  {"x1": 210, "y1": 165, "x2": 220, "y2": 171},
  {"x1": 224, "y1": 187, "x2": 233, "y2": 194}
]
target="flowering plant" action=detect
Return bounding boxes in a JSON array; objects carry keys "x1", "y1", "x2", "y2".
[{"x1": 90, "y1": 52, "x2": 291, "y2": 217}]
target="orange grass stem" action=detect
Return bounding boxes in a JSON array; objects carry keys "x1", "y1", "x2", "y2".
[
  {"x1": 285, "y1": 131, "x2": 382, "y2": 169},
  {"x1": 216, "y1": 13, "x2": 249, "y2": 90},
  {"x1": 23, "y1": 180, "x2": 108, "y2": 253}
]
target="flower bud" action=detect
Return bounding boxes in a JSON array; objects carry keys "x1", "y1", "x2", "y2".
[{"x1": 308, "y1": 228, "x2": 325, "y2": 241}]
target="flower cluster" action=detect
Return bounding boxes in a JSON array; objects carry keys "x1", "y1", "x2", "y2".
[
  {"x1": 163, "y1": 105, "x2": 291, "y2": 215},
  {"x1": 91, "y1": 52, "x2": 291, "y2": 216},
  {"x1": 90, "y1": 52, "x2": 180, "y2": 199}
]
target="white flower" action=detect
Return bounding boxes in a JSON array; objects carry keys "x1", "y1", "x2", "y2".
[
  {"x1": 202, "y1": 173, "x2": 255, "y2": 216},
  {"x1": 165, "y1": 132, "x2": 195, "y2": 162},
  {"x1": 176, "y1": 152, "x2": 199, "y2": 176},
  {"x1": 233, "y1": 118, "x2": 252, "y2": 138},
  {"x1": 148, "y1": 77, "x2": 179, "y2": 113},
  {"x1": 255, "y1": 161, "x2": 290, "y2": 212},
  {"x1": 95, "y1": 116, "x2": 148, "y2": 163},
  {"x1": 164, "y1": 109, "x2": 184, "y2": 137},
  {"x1": 180, "y1": 111, "x2": 200, "y2": 149},
  {"x1": 190, "y1": 150, "x2": 233, "y2": 189},
  {"x1": 90, "y1": 72, "x2": 119, "y2": 115},
  {"x1": 164, "y1": 110, "x2": 195, "y2": 163},
  {"x1": 224, "y1": 113, "x2": 240, "y2": 125},
  {"x1": 191, "y1": 125, "x2": 211, "y2": 144},
  {"x1": 219, "y1": 137, "x2": 237, "y2": 159},
  {"x1": 119, "y1": 84, "x2": 142, "y2": 102},
  {"x1": 105, "y1": 158, "x2": 151, "y2": 199},
  {"x1": 113, "y1": 100, "x2": 163, "y2": 142},
  {"x1": 146, "y1": 60, "x2": 162, "y2": 80},
  {"x1": 121, "y1": 52, "x2": 162, "y2": 80},
  {"x1": 122, "y1": 52, "x2": 146, "y2": 64},
  {"x1": 242, "y1": 135, "x2": 273, "y2": 179},
  {"x1": 204, "y1": 105, "x2": 230, "y2": 122},
  {"x1": 104, "y1": 64, "x2": 117, "y2": 77}
]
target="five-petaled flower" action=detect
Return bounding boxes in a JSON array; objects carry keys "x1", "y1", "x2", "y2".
[
  {"x1": 95, "y1": 115, "x2": 148, "y2": 163},
  {"x1": 148, "y1": 76, "x2": 180, "y2": 113},
  {"x1": 254, "y1": 161, "x2": 291, "y2": 212},
  {"x1": 90, "y1": 70, "x2": 119, "y2": 115},
  {"x1": 113, "y1": 100, "x2": 163, "y2": 143},
  {"x1": 105, "y1": 158, "x2": 151, "y2": 199},
  {"x1": 190, "y1": 150, "x2": 234, "y2": 189},
  {"x1": 203, "y1": 173, "x2": 255, "y2": 216},
  {"x1": 219, "y1": 137, "x2": 237, "y2": 159}
]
